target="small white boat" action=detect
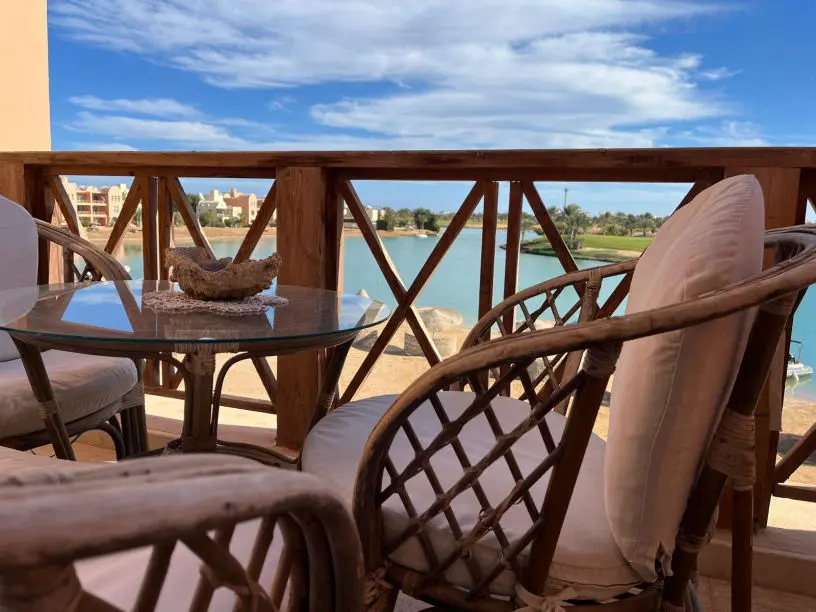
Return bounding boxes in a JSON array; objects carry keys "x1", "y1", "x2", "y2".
[
  {"x1": 415, "y1": 233, "x2": 428, "y2": 239},
  {"x1": 787, "y1": 340, "x2": 813, "y2": 382}
]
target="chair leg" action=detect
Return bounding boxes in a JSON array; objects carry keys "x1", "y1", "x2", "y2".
[
  {"x1": 107, "y1": 416, "x2": 121, "y2": 432},
  {"x1": 121, "y1": 405, "x2": 149, "y2": 456},
  {"x1": 93, "y1": 421, "x2": 127, "y2": 460}
]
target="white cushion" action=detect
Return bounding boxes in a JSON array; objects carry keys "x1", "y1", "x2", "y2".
[
  {"x1": 302, "y1": 392, "x2": 642, "y2": 600},
  {"x1": 0, "y1": 351, "x2": 138, "y2": 438},
  {"x1": 0, "y1": 196, "x2": 38, "y2": 362},
  {"x1": 605, "y1": 174, "x2": 765, "y2": 581}
]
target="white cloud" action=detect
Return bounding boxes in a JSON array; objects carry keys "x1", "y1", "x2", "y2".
[
  {"x1": 76, "y1": 142, "x2": 140, "y2": 151},
  {"x1": 51, "y1": 0, "x2": 734, "y2": 150},
  {"x1": 673, "y1": 121, "x2": 767, "y2": 147},
  {"x1": 700, "y1": 67, "x2": 740, "y2": 81},
  {"x1": 68, "y1": 96, "x2": 199, "y2": 118},
  {"x1": 269, "y1": 96, "x2": 296, "y2": 111},
  {"x1": 67, "y1": 112, "x2": 248, "y2": 148}
]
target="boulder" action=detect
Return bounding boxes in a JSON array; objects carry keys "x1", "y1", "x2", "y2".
[{"x1": 404, "y1": 330, "x2": 458, "y2": 359}]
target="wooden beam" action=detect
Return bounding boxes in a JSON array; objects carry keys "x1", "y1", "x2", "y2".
[
  {"x1": 5, "y1": 147, "x2": 816, "y2": 171},
  {"x1": 142, "y1": 177, "x2": 159, "y2": 281},
  {"x1": 0, "y1": 163, "x2": 25, "y2": 202},
  {"x1": 476, "y1": 181, "x2": 499, "y2": 390},
  {"x1": 157, "y1": 177, "x2": 174, "y2": 281},
  {"x1": 274, "y1": 167, "x2": 329, "y2": 449},
  {"x1": 338, "y1": 179, "x2": 440, "y2": 369},
  {"x1": 596, "y1": 272, "x2": 633, "y2": 319},
  {"x1": 23, "y1": 166, "x2": 50, "y2": 284},
  {"x1": 723, "y1": 166, "x2": 805, "y2": 529},
  {"x1": 47, "y1": 175, "x2": 85, "y2": 237},
  {"x1": 146, "y1": 386, "x2": 276, "y2": 414},
  {"x1": 104, "y1": 178, "x2": 143, "y2": 256},
  {"x1": 773, "y1": 483, "x2": 816, "y2": 504},
  {"x1": 166, "y1": 177, "x2": 215, "y2": 261},
  {"x1": 251, "y1": 356, "x2": 278, "y2": 403},
  {"x1": 479, "y1": 181, "x2": 498, "y2": 320},
  {"x1": 340, "y1": 181, "x2": 484, "y2": 403},
  {"x1": 324, "y1": 177, "x2": 344, "y2": 294},
  {"x1": 234, "y1": 182, "x2": 277, "y2": 264},
  {"x1": 775, "y1": 422, "x2": 816, "y2": 483},
  {"x1": 503, "y1": 182, "x2": 523, "y2": 334},
  {"x1": 521, "y1": 181, "x2": 580, "y2": 277}
]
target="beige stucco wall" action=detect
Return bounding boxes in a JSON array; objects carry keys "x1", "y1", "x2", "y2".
[{"x1": 0, "y1": 0, "x2": 51, "y2": 151}]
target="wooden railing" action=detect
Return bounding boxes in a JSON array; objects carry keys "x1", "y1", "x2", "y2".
[{"x1": 1, "y1": 148, "x2": 815, "y2": 522}]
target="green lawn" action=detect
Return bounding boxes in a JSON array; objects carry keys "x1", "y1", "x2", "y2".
[
  {"x1": 514, "y1": 232, "x2": 652, "y2": 263},
  {"x1": 581, "y1": 234, "x2": 652, "y2": 251}
]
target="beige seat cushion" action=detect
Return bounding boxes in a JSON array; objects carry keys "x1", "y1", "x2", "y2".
[
  {"x1": 606, "y1": 174, "x2": 765, "y2": 581},
  {"x1": 0, "y1": 351, "x2": 138, "y2": 438},
  {"x1": 0, "y1": 196, "x2": 38, "y2": 362},
  {"x1": 302, "y1": 392, "x2": 642, "y2": 600},
  {"x1": 0, "y1": 445, "x2": 94, "y2": 480}
]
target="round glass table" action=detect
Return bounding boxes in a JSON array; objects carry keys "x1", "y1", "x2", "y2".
[{"x1": 0, "y1": 281, "x2": 390, "y2": 463}]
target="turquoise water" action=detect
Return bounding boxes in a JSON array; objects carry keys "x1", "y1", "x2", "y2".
[{"x1": 120, "y1": 228, "x2": 816, "y2": 400}]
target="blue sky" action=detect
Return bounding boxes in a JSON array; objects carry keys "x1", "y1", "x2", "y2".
[{"x1": 47, "y1": 1, "x2": 816, "y2": 215}]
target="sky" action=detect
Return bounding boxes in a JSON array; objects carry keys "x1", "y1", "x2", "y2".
[{"x1": 46, "y1": 0, "x2": 816, "y2": 216}]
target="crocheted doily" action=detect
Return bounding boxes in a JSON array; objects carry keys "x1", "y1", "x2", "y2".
[{"x1": 143, "y1": 291, "x2": 289, "y2": 316}]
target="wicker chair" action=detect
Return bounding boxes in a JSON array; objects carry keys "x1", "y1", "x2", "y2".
[
  {"x1": 300, "y1": 177, "x2": 816, "y2": 611},
  {"x1": 0, "y1": 195, "x2": 147, "y2": 459},
  {"x1": 0, "y1": 447, "x2": 364, "y2": 611}
]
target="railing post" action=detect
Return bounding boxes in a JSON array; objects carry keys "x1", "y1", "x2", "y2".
[
  {"x1": 0, "y1": 163, "x2": 25, "y2": 203},
  {"x1": 142, "y1": 177, "x2": 159, "y2": 282},
  {"x1": 721, "y1": 166, "x2": 806, "y2": 529},
  {"x1": 275, "y1": 166, "x2": 336, "y2": 450}
]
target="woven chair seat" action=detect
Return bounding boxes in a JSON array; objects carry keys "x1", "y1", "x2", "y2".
[
  {"x1": 302, "y1": 391, "x2": 643, "y2": 600},
  {"x1": 0, "y1": 351, "x2": 137, "y2": 438}
]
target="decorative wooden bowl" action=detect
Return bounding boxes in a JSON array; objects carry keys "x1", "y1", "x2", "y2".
[{"x1": 167, "y1": 247, "x2": 282, "y2": 300}]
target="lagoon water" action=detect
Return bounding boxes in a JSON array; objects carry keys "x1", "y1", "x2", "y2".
[{"x1": 120, "y1": 228, "x2": 816, "y2": 400}]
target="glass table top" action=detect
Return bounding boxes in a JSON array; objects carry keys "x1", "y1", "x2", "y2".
[{"x1": 0, "y1": 281, "x2": 390, "y2": 345}]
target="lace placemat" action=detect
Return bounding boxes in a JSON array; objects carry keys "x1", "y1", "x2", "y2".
[{"x1": 143, "y1": 291, "x2": 289, "y2": 316}]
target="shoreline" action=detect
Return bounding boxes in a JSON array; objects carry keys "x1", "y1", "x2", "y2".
[
  {"x1": 501, "y1": 242, "x2": 640, "y2": 263},
  {"x1": 84, "y1": 225, "x2": 437, "y2": 245}
]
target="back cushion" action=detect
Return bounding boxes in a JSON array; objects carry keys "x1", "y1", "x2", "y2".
[
  {"x1": 0, "y1": 196, "x2": 38, "y2": 362},
  {"x1": 605, "y1": 175, "x2": 764, "y2": 581}
]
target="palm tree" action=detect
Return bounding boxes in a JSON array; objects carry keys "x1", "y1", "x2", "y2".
[
  {"x1": 598, "y1": 211, "x2": 614, "y2": 235},
  {"x1": 560, "y1": 204, "x2": 591, "y2": 249},
  {"x1": 413, "y1": 208, "x2": 432, "y2": 230},
  {"x1": 624, "y1": 214, "x2": 638, "y2": 236}
]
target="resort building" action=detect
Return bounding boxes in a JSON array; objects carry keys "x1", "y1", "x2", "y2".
[
  {"x1": 342, "y1": 203, "x2": 380, "y2": 224},
  {"x1": 197, "y1": 188, "x2": 242, "y2": 222},
  {"x1": 60, "y1": 177, "x2": 128, "y2": 226},
  {"x1": 223, "y1": 188, "x2": 259, "y2": 225}
]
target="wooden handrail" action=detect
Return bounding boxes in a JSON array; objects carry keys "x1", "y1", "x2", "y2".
[{"x1": 3, "y1": 147, "x2": 816, "y2": 170}]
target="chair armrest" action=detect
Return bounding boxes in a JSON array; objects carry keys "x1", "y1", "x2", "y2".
[
  {"x1": 35, "y1": 219, "x2": 131, "y2": 281},
  {"x1": 0, "y1": 455, "x2": 363, "y2": 611}
]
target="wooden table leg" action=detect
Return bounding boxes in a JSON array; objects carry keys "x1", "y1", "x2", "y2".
[
  {"x1": 11, "y1": 337, "x2": 76, "y2": 461},
  {"x1": 307, "y1": 339, "x2": 354, "y2": 434},
  {"x1": 180, "y1": 352, "x2": 218, "y2": 453}
]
